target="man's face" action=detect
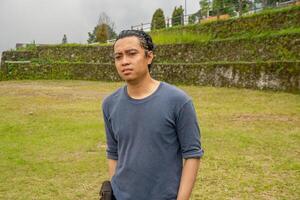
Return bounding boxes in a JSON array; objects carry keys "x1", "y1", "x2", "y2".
[{"x1": 113, "y1": 36, "x2": 153, "y2": 83}]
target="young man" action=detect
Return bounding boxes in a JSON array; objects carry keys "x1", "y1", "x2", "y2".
[{"x1": 102, "y1": 30, "x2": 204, "y2": 200}]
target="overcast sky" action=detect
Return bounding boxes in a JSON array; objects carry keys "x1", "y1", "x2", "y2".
[{"x1": 0, "y1": 0, "x2": 200, "y2": 53}]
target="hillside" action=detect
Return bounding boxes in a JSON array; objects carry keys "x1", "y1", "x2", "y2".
[
  {"x1": 150, "y1": 5, "x2": 300, "y2": 44},
  {"x1": 1, "y1": 5, "x2": 300, "y2": 92}
]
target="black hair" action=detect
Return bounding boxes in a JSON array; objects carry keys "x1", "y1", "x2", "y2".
[{"x1": 114, "y1": 30, "x2": 155, "y2": 70}]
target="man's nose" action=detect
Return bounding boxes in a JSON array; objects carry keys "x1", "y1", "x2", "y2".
[{"x1": 121, "y1": 55, "x2": 130, "y2": 66}]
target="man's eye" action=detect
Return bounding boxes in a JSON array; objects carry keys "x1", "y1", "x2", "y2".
[
  {"x1": 114, "y1": 55, "x2": 122, "y2": 60},
  {"x1": 128, "y1": 52, "x2": 137, "y2": 56}
]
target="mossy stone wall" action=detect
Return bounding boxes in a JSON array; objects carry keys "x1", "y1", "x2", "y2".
[
  {"x1": 152, "y1": 62, "x2": 300, "y2": 91},
  {"x1": 2, "y1": 33, "x2": 299, "y2": 64},
  {"x1": 154, "y1": 33, "x2": 300, "y2": 63},
  {"x1": 3, "y1": 62, "x2": 120, "y2": 81},
  {"x1": 2, "y1": 61, "x2": 299, "y2": 92}
]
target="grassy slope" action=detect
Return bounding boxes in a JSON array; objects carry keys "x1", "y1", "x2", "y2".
[
  {"x1": 0, "y1": 80, "x2": 299, "y2": 199},
  {"x1": 150, "y1": 27, "x2": 300, "y2": 45},
  {"x1": 13, "y1": 6, "x2": 300, "y2": 51},
  {"x1": 150, "y1": 5, "x2": 300, "y2": 45}
]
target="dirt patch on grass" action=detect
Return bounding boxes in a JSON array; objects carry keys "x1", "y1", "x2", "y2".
[
  {"x1": 97, "y1": 142, "x2": 107, "y2": 149},
  {"x1": 0, "y1": 81, "x2": 109, "y2": 100}
]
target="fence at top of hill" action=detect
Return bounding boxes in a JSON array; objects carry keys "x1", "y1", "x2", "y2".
[{"x1": 130, "y1": 0, "x2": 300, "y2": 32}]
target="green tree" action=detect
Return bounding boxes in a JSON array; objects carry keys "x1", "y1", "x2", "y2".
[
  {"x1": 62, "y1": 34, "x2": 67, "y2": 44},
  {"x1": 222, "y1": 0, "x2": 237, "y2": 16},
  {"x1": 87, "y1": 12, "x2": 117, "y2": 44},
  {"x1": 87, "y1": 24, "x2": 117, "y2": 44},
  {"x1": 213, "y1": 0, "x2": 224, "y2": 19},
  {"x1": 188, "y1": 14, "x2": 197, "y2": 24},
  {"x1": 188, "y1": 10, "x2": 201, "y2": 24},
  {"x1": 200, "y1": 0, "x2": 210, "y2": 18},
  {"x1": 96, "y1": 23, "x2": 109, "y2": 43},
  {"x1": 172, "y1": 6, "x2": 184, "y2": 26},
  {"x1": 151, "y1": 8, "x2": 166, "y2": 30},
  {"x1": 87, "y1": 28, "x2": 96, "y2": 44},
  {"x1": 225, "y1": 0, "x2": 253, "y2": 16}
]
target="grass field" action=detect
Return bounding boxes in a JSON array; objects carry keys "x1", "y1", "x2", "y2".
[{"x1": 0, "y1": 80, "x2": 299, "y2": 200}]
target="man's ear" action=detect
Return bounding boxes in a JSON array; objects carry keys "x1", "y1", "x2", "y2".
[{"x1": 147, "y1": 51, "x2": 154, "y2": 64}]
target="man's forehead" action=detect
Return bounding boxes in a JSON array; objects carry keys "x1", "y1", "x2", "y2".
[{"x1": 114, "y1": 36, "x2": 142, "y2": 52}]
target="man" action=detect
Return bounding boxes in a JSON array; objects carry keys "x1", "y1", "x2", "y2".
[{"x1": 102, "y1": 30, "x2": 204, "y2": 200}]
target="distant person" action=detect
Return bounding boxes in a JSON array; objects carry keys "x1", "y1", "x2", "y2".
[{"x1": 102, "y1": 29, "x2": 204, "y2": 200}]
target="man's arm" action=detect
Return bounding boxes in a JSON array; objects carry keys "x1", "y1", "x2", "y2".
[
  {"x1": 176, "y1": 158, "x2": 201, "y2": 200},
  {"x1": 108, "y1": 159, "x2": 117, "y2": 180}
]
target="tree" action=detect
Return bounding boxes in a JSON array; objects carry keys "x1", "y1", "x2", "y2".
[
  {"x1": 172, "y1": 6, "x2": 184, "y2": 26},
  {"x1": 87, "y1": 24, "x2": 116, "y2": 44},
  {"x1": 87, "y1": 29, "x2": 96, "y2": 44},
  {"x1": 188, "y1": 10, "x2": 201, "y2": 24},
  {"x1": 200, "y1": 0, "x2": 210, "y2": 18},
  {"x1": 260, "y1": 0, "x2": 278, "y2": 8},
  {"x1": 221, "y1": 0, "x2": 237, "y2": 16},
  {"x1": 213, "y1": 0, "x2": 224, "y2": 19},
  {"x1": 238, "y1": 0, "x2": 243, "y2": 16},
  {"x1": 224, "y1": 0, "x2": 253, "y2": 16},
  {"x1": 87, "y1": 12, "x2": 117, "y2": 44},
  {"x1": 188, "y1": 14, "x2": 197, "y2": 24},
  {"x1": 151, "y1": 8, "x2": 166, "y2": 30},
  {"x1": 95, "y1": 24, "x2": 109, "y2": 43},
  {"x1": 62, "y1": 34, "x2": 67, "y2": 44}
]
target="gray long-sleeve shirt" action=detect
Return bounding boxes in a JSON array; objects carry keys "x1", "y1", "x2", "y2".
[{"x1": 102, "y1": 81, "x2": 204, "y2": 200}]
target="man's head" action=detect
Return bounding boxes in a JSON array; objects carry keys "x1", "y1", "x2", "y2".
[
  {"x1": 114, "y1": 30, "x2": 155, "y2": 70},
  {"x1": 113, "y1": 30, "x2": 155, "y2": 83}
]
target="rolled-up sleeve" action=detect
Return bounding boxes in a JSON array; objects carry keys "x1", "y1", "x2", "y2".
[
  {"x1": 102, "y1": 107, "x2": 118, "y2": 160},
  {"x1": 176, "y1": 100, "x2": 204, "y2": 159}
]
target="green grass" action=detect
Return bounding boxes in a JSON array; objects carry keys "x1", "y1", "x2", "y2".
[
  {"x1": 150, "y1": 5, "x2": 300, "y2": 45},
  {"x1": 151, "y1": 31, "x2": 212, "y2": 44},
  {"x1": 215, "y1": 27, "x2": 300, "y2": 42},
  {"x1": 0, "y1": 80, "x2": 299, "y2": 199},
  {"x1": 150, "y1": 27, "x2": 300, "y2": 45}
]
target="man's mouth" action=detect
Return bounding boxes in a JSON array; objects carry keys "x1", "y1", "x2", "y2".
[{"x1": 122, "y1": 68, "x2": 133, "y2": 74}]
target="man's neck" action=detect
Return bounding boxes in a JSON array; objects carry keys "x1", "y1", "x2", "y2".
[{"x1": 126, "y1": 75, "x2": 160, "y2": 100}]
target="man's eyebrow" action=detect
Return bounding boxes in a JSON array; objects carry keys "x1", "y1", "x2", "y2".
[
  {"x1": 114, "y1": 49, "x2": 138, "y2": 55},
  {"x1": 124, "y1": 49, "x2": 138, "y2": 53}
]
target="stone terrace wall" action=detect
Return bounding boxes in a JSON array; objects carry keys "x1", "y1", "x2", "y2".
[
  {"x1": 2, "y1": 61, "x2": 299, "y2": 92},
  {"x1": 2, "y1": 33, "x2": 299, "y2": 63}
]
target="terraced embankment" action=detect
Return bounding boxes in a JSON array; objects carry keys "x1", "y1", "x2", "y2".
[{"x1": 1, "y1": 5, "x2": 299, "y2": 91}]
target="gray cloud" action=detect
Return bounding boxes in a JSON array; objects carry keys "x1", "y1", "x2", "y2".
[{"x1": 0, "y1": 0, "x2": 199, "y2": 53}]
